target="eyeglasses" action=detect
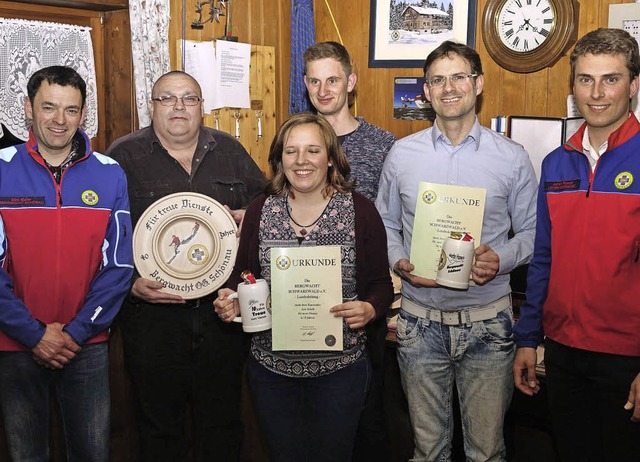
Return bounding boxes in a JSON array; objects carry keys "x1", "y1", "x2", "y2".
[
  {"x1": 151, "y1": 95, "x2": 203, "y2": 106},
  {"x1": 426, "y1": 73, "x2": 479, "y2": 88}
]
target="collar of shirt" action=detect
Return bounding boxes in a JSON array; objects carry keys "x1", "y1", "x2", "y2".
[
  {"x1": 565, "y1": 112, "x2": 640, "y2": 153},
  {"x1": 148, "y1": 124, "x2": 218, "y2": 167},
  {"x1": 430, "y1": 117, "x2": 481, "y2": 152},
  {"x1": 41, "y1": 134, "x2": 83, "y2": 183},
  {"x1": 581, "y1": 126, "x2": 607, "y2": 170}
]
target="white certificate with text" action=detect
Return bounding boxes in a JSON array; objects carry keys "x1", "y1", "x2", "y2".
[{"x1": 270, "y1": 246, "x2": 343, "y2": 351}]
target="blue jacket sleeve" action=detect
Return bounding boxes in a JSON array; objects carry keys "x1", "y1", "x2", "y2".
[
  {"x1": 63, "y1": 169, "x2": 134, "y2": 344},
  {"x1": 513, "y1": 159, "x2": 552, "y2": 349}
]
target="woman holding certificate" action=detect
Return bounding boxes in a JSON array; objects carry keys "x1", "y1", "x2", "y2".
[{"x1": 214, "y1": 112, "x2": 393, "y2": 462}]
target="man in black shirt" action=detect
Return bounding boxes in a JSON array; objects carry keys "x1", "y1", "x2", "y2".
[{"x1": 107, "y1": 70, "x2": 266, "y2": 461}]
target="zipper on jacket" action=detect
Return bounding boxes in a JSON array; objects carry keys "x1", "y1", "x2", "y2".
[
  {"x1": 635, "y1": 241, "x2": 639, "y2": 263},
  {"x1": 586, "y1": 166, "x2": 596, "y2": 198},
  {"x1": 586, "y1": 165, "x2": 596, "y2": 198}
]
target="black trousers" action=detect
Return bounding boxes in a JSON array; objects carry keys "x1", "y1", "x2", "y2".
[
  {"x1": 545, "y1": 338, "x2": 640, "y2": 462},
  {"x1": 119, "y1": 298, "x2": 247, "y2": 462}
]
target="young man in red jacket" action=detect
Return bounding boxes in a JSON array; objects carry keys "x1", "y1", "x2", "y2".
[{"x1": 514, "y1": 28, "x2": 640, "y2": 462}]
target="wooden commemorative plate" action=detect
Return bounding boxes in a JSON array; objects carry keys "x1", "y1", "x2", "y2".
[{"x1": 133, "y1": 192, "x2": 237, "y2": 299}]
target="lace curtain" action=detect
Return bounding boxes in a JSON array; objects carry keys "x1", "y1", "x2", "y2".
[
  {"x1": 129, "y1": 0, "x2": 171, "y2": 128},
  {"x1": 0, "y1": 18, "x2": 98, "y2": 141}
]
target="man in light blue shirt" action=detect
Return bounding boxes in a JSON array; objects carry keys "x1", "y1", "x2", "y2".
[{"x1": 376, "y1": 41, "x2": 537, "y2": 461}]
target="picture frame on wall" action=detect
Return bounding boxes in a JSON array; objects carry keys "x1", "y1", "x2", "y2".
[{"x1": 369, "y1": 0, "x2": 477, "y2": 68}]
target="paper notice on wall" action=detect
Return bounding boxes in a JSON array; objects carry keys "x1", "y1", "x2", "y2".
[
  {"x1": 184, "y1": 40, "x2": 217, "y2": 113},
  {"x1": 566, "y1": 95, "x2": 581, "y2": 118},
  {"x1": 211, "y1": 40, "x2": 251, "y2": 110},
  {"x1": 183, "y1": 39, "x2": 251, "y2": 113}
]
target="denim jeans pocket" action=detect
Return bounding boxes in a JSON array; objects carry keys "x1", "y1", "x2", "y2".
[
  {"x1": 477, "y1": 308, "x2": 514, "y2": 351},
  {"x1": 395, "y1": 310, "x2": 422, "y2": 347}
]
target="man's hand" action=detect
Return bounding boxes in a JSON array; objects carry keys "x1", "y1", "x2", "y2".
[
  {"x1": 132, "y1": 278, "x2": 186, "y2": 304},
  {"x1": 32, "y1": 322, "x2": 81, "y2": 369},
  {"x1": 224, "y1": 206, "x2": 246, "y2": 236},
  {"x1": 330, "y1": 301, "x2": 376, "y2": 329},
  {"x1": 471, "y1": 244, "x2": 500, "y2": 285},
  {"x1": 513, "y1": 347, "x2": 540, "y2": 396},
  {"x1": 393, "y1": 259, "x2": 438, "y2": 288},
  {"x1": 625, "y1": 373, "x2": 640, "y2": 422}
]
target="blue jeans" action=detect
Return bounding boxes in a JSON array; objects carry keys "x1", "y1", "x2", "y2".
[
  {"x1": 0, "y1": 343, "x2": 110, "y2": 462},
  {"x1": 396, "y1": 307, "x2": 515, "y2": 462},
  {"x1": 247, "y1": 353, "x2": 370, "y2": 462}
]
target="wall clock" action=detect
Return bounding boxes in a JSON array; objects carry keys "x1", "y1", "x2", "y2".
[{"x1": 483, "y1": 0, "x2": 580, "y2": 73}]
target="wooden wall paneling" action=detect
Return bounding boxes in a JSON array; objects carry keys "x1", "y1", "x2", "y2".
[
  {"x1": 103, "y1": 9, "x2": 135, "y2": 145},
  {"x1": 580, "y1": 0, "x2": 601, "y2": 34},
  {"x1": 275, "y1": 0, "x2": 290, "y2": 125},
  {"x1": 169, "y1": 1, "x2": 278, "y2": 174},
  {"x1": 524, "y1": 70, "x2": 550, "y2": 116},
  {"x1": 547, "y1": 54, "x2": 572, "y2": 117},
  {"x1": 249, "y1": 44, "x2": 276, "y2": 174},
  {"x1": 476, "y1": 55, "x2": 502, "y2": 120},
  {"x1": 499, "y1": 70, "x2": 528, "y2": 119},
  {"x1": 237, "y1": 0, "x2": 281, "y2": 45},
  {"x1": 88, "y1": 14, "x2": 107, "y2": 153}
]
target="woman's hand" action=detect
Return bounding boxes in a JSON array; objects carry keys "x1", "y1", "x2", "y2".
[
  {"x1": 214, "y1": 288, "x2": 240, "y2": 323},
  {"x1": 330, "y1": 301, "x2": 376, "y2": 329}
]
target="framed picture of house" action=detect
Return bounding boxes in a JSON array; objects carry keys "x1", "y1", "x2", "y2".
[{"x1": 369, "y1": 0, "x2": 477, "y2": 68}]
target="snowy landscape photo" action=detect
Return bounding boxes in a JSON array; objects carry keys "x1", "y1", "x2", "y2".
[{"x1": 369, "y1": 0, "x2": 476, "y2": 67}]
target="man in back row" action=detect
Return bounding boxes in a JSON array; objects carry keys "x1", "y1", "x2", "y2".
[
  {"x1": 303, "y1": 41, "x2": 396, "y2": 461},
  {"x1": 514, "y1": 28, "x2": 640, "y2": 462},
  {"x1": 107, "y1": 70, "x2": 266, "y2": 461}
]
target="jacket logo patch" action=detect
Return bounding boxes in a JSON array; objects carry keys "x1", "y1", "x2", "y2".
[
  {"x1": 0, "y1": 196, "x2": 45, "y2": 206},
  {"x1": 614, "y1": 172, "x2": 633, "y2": 190},
  {"x1": 543, "y1": 180, "x2": 580, "y2": 191},
  {"x1": 82, "y1": 190, "x2": 99, "y2": 206}
]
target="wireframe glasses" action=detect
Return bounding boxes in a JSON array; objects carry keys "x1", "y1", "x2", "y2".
[
  {"x1": 151, "y1": 95, "x2": 203, "y2": 106},
  {"x1": 426, "y1": 73, "x2": 479, "y2": 88}
]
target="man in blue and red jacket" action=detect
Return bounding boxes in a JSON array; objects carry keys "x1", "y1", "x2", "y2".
[
  {"x1": 0, "y1": 66, "x2": 133, "y2": 461},
  {"x1": 513, "y1": 28, "x2": 640, "y2": 462}
]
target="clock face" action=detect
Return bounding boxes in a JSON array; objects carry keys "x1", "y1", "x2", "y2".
[{"x1": 498, "y1": 0, "x2": 555, "y2": 53}]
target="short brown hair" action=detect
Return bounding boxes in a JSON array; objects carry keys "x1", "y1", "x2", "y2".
[
  {"x1": 570, "y1": 28, "x2": 640, "y2": 83},
  {"x1": 303, "y1": 41, "x2": 353, "y2": 77},
  {"x1": 423, "y1": 41, "x2": 483, "y2": 79},
  {"x1": 267, "y1": 112, "x2": 353, "y2": 198}
]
